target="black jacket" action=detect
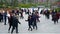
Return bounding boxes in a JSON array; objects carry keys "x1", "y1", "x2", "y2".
[
  {"x1": 12, "y1": 16, "x2": 21, "y2": 27},
  {"x1": 8, "y1": 16, "x2": 13, "y2": 26}
]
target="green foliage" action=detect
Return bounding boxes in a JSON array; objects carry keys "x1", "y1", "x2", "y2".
[
  {"x1": 55, "y1": 8, "x2": 60, "y2": 12},
  {"x1": 0, "y1": 5, "x2": 2, "y2": 8},
  {"x1": 18, "y1": 3, "x2": 37, "y2": 8}
]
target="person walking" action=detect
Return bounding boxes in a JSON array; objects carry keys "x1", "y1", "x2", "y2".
[
  {"x1": 31, "y1": 12, "x2": 38, "y2": 30},
  {"x1": 25, "y1": 15, "x2": 33, "y2": 31},
  {"x1": 8, "y1": 11, "x2": 13, "y2": 33},
  {"x1": 11, "y1": 13, "x2": 21, "y2": 33}
]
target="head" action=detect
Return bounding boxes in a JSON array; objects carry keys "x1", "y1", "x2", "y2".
[{"x1": 28, "y1": 15, "x2": 31, "y2": 19}]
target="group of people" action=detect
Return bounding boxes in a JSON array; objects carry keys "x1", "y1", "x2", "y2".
[
  {"x1": 40, "y1": 9, "x2": 50, "y2": 19},
  {"x1": 40, "y1": 9, "x2": 60, "y2": 24},
  {"x1": 25, "y1": 11, "x2": 40, "y2": 31},
  {"x1": 0, "y1": 8, "x2": 60, "y2": 34},
  {"x1": 8, "y1": 12, "x2": 21, "y2": 33},
  {"x1": 51, "y1": 10, "x2": 60, "y2": 24},
  {"x1": 0, "y1": 8, "x2": 22, "y2": 33}
]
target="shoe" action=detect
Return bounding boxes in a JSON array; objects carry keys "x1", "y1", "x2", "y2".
[
  {"x1": 16, "y1": 32, "x2": 19, "y2": 33},
  {"x1": 54, "y1": 23, "x2": 56, "y2": 24},
  {"x1": 4, "y1": 24, "x2": 6, "y2": 25},
  {"x1": 28, "y1": 28, "x2": 30, "y2": 30},
  {"x1": 31, "y1": 28, "x2": 32, "y2": 31},
  {"x1": 36, "y1": 28, "x2": 37, "y2": 30}
]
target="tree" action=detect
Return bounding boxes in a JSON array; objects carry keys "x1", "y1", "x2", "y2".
[
  {"x1": 56, "y1": 0, "x2": 60, "y2": 7},
  {"x1": 0, "y1": 0, "x2": 8, "y2": 8},
  {"x1": 46, "y1": 0, "x2": 49, "y2": 7},
  {"x1": 21, "y1": 0, "x2": 35, "y2": 4},
  {"x1": 22, "y1": 0, "x2": 26, "y2": 4},
  {"x1": 28, "y1": 0, "x2": 34, "y2": 3},
  {"x1": 57, "y1": 0, "x2": 60, "y2": 2}
]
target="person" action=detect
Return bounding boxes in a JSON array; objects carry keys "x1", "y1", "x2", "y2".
[
  {"x1": 51, "y1": 10, "x2": 56, "y2": 17},
  {"x1": 20, "y1": 9, "x2": 24, "y2": 19},
  {"x1": 27, "y1": 9, "x2": 30, "y2": 15},
  {"x1": 52, "y1": 13, "x2": 57, "y2": 24},
  {"x1": 35, "y1": 11, "x2": 40, "y2": 22},
  {"x1": 40, "y1": 10, "x2": 44, "y2": 14},
  {"x1": 16, "y1": 10, "x2": 20, "y2": 16},
  {"x1": 8, "y1": 11, "x2": 13, "y2": 33},
  {"x1": 12, "y1": 9, "x2": 15, "y2": 14},
  {"x1": 0, "y1": 12, "x2": 3, "y2": 22},
  {"x1": 15, "y1": 9, "x2": 20, "y2": 20},
  {"x1": 11, "y1": 13, "x2": 21, "y2": 33},
  {"x1": 55, "y1": 12, "x2": 60, "y2": 23},
  {"x1": 4, "y1": 10, "x2": 7, "y2": 25},
  {"x1": 25, "y1": 15, "x2": 33, "y2": 31},
  {"x1": 24, "y1": 9, "x2": 27, "y2": 14},
  {"x1": 51, "y1": 10, "x2": 59, "y2": 24},
  {"x1": 31, "y1": 12, "x2": 38, "y2": 30},
  {"x1": 45, "y1": 10, "x2": 50, "y2": 19}
]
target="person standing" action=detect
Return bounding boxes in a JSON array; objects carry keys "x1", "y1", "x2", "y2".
[
  {"x1": 4, "y1": 10, "x2": 7, "y2": 25},
  {"x1": 0, "y1": 11, "x2": 2, "y2": 22}
]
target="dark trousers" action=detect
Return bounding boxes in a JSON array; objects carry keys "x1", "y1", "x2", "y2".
[
  {"x1": 8, "y1": 24, "x2": 12, "y2": 31},
  {"x1": 29, "y1": 25, "x2": 31, "y2": 28},
  {"x1": 4, "y1": 16, "x2": 6, "y2": 25},
  {"x1": 28, "y1": 22, "x2": 32, "y2": 31},
  {"x1": 0, "y1": 18, "x2": 1, "y2": 22},
  {"x1": 28, "y1": 24, "x2": 32, "y2": 30},
  {"x1": 54, "y1": 19, "x2": 58, "y2": 24},
  {"x1": 0, "y1": 18, "x2": 2, "y2": 22},
  {"x1": 33, "y1": 22, "x2": 37, "y2": 30},
  {"x1": 46, "y1": 15, "x2": 49, "y2": 19},
  {"x1": 20, "y1": 13, "x2": 24, "y2": 19},
  {"x1": 11, "y1": 26, "x2": 18, "y2": 33}
]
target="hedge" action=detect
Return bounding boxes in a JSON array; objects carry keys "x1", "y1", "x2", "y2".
[{"x1": 55, "y1": 8, "x2": 60, "y2": 12}]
